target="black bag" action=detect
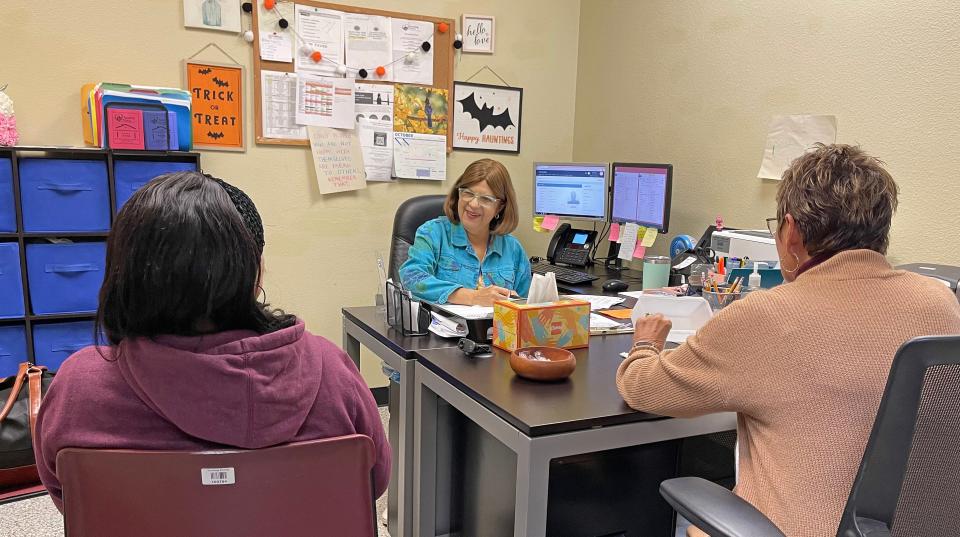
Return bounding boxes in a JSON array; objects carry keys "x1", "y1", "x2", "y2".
[{"x1": 0, "y1": 363, "x2": 54, "y2": 490}]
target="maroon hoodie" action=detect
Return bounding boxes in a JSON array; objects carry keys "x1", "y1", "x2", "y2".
[{"x1": 33, "y1": 320, "x2": 390, "y2": 510}]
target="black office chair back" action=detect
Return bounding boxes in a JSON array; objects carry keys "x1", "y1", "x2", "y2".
[
  {"x1": 838, "y1": 335, "x2": 960, "y2": 537},
  {"x1": 388, "y1": 195, "x2": 446, "y2": 283}
]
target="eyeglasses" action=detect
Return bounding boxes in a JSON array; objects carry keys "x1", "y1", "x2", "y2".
[
  {"x1": 765, "y1": 217, "x2": 779, "y2": 236},
  {"x1": 458, "y1": 188, "x2": 501, "y2": 209}
]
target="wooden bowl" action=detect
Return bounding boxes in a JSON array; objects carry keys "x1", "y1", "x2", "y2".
[{"x1": 509, "y1": 346, "x2": 576, "y2": 382}]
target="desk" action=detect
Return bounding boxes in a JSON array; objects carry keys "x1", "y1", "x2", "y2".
[
  {"x1": 342, "y1": 306, "x2": 459, "y2": 537},
  {"x1": 413, "y1": 335, "x2": 737, "y2": 537}
]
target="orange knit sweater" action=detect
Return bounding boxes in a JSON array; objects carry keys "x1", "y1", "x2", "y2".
[{"x1": 616, "y1": 250, "x2": 960, "y2": 537}]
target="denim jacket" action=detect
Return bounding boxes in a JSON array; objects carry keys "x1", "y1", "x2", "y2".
[{"x1": 399, "y1": 217, "x2": 532, "y2": 304}]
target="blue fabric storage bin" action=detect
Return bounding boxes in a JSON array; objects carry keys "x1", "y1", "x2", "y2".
[
  {"x1": 19, "y1": 158, "x2": 110, "y2": 232},
  {"x1": 114, "y1": 160, "x2": 197, "y2": 211},
  {"x1": 0, "y1": 242, "x2": 25, "y2": 318},
  {"x1": 0, "y1": 324, "x2": 28, "y2": 378},
  {"x1": 26, "y1": 242, "x2": 106, "y2": 314},
  {"x1": 32, "y1": 320, "x2": 95, "y2": 371},
  {"x1": 0, "y1": 158, "x2": 14, "y2": 232}
]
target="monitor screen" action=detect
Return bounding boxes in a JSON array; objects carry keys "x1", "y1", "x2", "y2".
[
  {"x1": 611, "y1": 163, "x2": 673, "y2": 233},
  {"x1": 533, "y1": 163, "x2": 608, "y2": 221}
]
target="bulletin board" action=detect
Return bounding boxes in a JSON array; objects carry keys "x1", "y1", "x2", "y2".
[{"x1": 251, "y1": 1, "x2": 456, "y2": 150}]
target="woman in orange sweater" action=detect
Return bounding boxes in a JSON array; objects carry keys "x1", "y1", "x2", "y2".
[{"x1": 617, "y1": 144, "x2": 960, "y2": 537}]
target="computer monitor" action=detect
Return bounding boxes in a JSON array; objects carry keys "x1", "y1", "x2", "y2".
[
  {"x1": 610, "y1": 163, "x2": 673, "y2": 233},
  {"x1": 533, "y1": 162, "x2": 608, "y2": 221}
]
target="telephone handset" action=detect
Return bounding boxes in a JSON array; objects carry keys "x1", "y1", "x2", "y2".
[{"x1": 546, "y1": 223, "x2": 598, "y2": 267}]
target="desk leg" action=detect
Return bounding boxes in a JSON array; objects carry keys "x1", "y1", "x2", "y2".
[
  {"x1": 395, "y1": 358, "x2": 417, "y2": 537},
  {"x1": 342, "y1": 323, "x2": 361, "y2": 371},
  {"x1": 413, "y1": 364, "x2": 439, "y2": 537},
  {"x1": 514, "y1": 442, "x2": 551, "y2": 537}
]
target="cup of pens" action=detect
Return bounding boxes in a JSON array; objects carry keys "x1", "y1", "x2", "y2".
[{"x1": 701, "y1": 278, "x2": 744, "y2": 311}]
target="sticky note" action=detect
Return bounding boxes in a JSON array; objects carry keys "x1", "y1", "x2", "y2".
[
  {"x1": 533, "y1": 216, "x2": 546, "y2": 233},
  {"x1": 609, "y1": 223, "x2": 620, "y2": 242},
  {"x1": 633, "y1": 243, "x2": 646, "y2": 259},
  {"x1": 541, "y1": 214, "x2": 560, "y2": 231},
  {"x1": 618, "y1": 223, "x2": 640, "y2": 261},
  {"x1": 641, "y1": 228, "x2": 658, "y2": 247}
]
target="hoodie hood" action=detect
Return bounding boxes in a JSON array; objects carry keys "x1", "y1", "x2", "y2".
[{"x1": 116, "y1": 320, "x2": 321, "y2": 449}]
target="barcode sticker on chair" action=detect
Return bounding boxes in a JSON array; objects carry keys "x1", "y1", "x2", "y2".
[{"x1": 201, "y1": 467, "x2": 235, "y2": 485}]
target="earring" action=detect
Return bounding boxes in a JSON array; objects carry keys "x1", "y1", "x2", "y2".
[{"x1": 781, "y1": 252, "x2": 801, "y2": 273}]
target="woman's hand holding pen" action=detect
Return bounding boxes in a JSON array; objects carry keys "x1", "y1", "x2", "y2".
[{"x1": 473, "y1": 284, "x2": 514, "y2": 306}]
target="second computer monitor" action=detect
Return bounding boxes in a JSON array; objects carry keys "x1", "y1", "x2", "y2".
[
  {"x1": 533, "y1": 162, "x2": 608, "y2": 221},
  {"x1": 611, "y1": 163, "x2": 673, "y2": 233}
]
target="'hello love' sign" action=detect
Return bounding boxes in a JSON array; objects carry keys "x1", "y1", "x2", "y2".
[{"x1": 461, "y1": 15, "x2": 495, "y2": 54}]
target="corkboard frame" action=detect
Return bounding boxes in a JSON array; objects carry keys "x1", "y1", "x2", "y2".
[{"x1": 252, "y1": 1, "x2": 456, "y2": 151}]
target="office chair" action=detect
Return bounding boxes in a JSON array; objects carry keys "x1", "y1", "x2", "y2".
[
  {"x1": 57, "y1": 435, "x2": 378, "y2": 537},
  {"x1": 659, "y1": 335, "x2": 960, "y2": 537},
  {"x1": 388, "y1": 195, "x2": 445, "y2": 283}
]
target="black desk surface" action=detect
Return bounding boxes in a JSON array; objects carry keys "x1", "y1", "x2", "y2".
[
  {"x1": 342, "y1": 306, "x2": 459, "y2": 359},
  {"x1": 416, "y1": 334, "x2": 669, "y2": 437}
]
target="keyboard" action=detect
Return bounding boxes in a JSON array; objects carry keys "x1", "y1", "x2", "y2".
[{"x1": 531, "y1": 262, "x2": 599, "y2": 285}]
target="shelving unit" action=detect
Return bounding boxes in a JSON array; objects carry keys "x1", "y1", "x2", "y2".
[{"x1": 0, "y1": 146, "x2": 201, "y2": 373}]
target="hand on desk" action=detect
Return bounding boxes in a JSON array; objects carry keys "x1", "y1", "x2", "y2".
[
  {"x1": 633, "y1": 314, "x2": 672, "y2": 351},
  {"x1": 473, "y1": 285, "x2": 514, "y2": 306}
]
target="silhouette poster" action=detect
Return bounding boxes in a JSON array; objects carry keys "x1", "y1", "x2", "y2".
[{"x1": 452, "y1": 81, "x2": 522, "y2": 153}]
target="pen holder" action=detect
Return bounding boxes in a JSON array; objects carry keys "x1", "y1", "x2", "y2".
[
  {"x1": 701, "y1": 286, "x2": 743, "y2": 311},
  {"x1": 386, "y1": 280, "x2": 430, "y2": 336}
]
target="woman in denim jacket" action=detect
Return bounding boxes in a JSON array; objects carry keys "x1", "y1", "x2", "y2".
[{"x1": 400, "y1": 159, "x2": 531, "y2": 306}]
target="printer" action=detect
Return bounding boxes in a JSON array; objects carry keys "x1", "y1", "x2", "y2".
[
  {"x1": 710, "y1": 229, "x2": 779, "y2": 262},
  {"x1": 897, "y1": 263, "x2": 960, "y2": 298}
]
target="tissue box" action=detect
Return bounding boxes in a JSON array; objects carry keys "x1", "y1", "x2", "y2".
[{"x1": 493, "y1": 299, "x2": 591, "y2": 352}]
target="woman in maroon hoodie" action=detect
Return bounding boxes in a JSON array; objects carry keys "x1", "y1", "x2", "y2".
[{"x1": 33, "y1": 172, "x2": 390, "y2": 510}]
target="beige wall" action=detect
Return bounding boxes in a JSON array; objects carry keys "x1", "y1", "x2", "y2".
[
  {"x1": 1, "y1": 0, "x2": 580, "y2": 386},
  {"x1": 575, "y1": 0, "x2": 960, "y2": 265}
]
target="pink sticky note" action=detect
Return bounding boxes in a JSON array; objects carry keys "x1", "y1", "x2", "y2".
[
  {"x1": 609, "y1": 223, "x2": 620, "y2": 242},
  {"x1": 541, "y1": 214, "x2": 560, "y2": 231},
  {"x1": 632, "y1": 243, "x2": 646, "y2": 259}
]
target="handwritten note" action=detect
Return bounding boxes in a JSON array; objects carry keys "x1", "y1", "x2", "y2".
[
  {"x1": 308, "y1": 126, "x2": 367, "y2": 194},
  {"x1": 641, "y1": 228, "x2": 658, "y2": 247},
  {"x1": 609, "y1": 223, "x2": 620, "y2": 242},
  {"x1": 541, "y1": 214, "x2": 560, "y2": 231},
  {"x1": 618, "y1": 222, "x2": 640, "y2": 261}
]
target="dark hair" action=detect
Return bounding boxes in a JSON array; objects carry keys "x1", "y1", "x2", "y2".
[
  {"x1": 96, "y1": 171, "x2": 295, "y2": 346},
  {"x1": 777, "y1": 143, "x2": 899, "y2": 255}
]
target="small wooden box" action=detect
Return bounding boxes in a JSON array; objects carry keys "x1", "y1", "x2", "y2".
[{"x1": 492, "y1": 299, "x2": 590, "y2": 352}]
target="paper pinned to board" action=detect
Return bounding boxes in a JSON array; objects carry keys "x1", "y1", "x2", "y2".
[
  {"x1": 757, "y1": 115, "x2": 837, "y2": 180},
  {"x1": 307, "y1": 126, "x2": 366, "y2": 194}
]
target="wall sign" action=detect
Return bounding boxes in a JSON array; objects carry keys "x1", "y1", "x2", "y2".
[
  {"x1": 453, "y1": 81, "x2": 521, "y2": 153},
  {"x1": 461, "y1": 14, "x2": 495, "y2": 54},
  {"x1": 185, "y1": 60, "x2": 245, "y2": 151}
]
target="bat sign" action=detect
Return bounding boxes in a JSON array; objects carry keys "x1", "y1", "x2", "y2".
[
  {"x1": 212, "y1": 77, "x2": 230, "y2": 88},
  {"x1": 197, "y1": 67, "x2": 213, "y2": 75},
  {"x1": 457, "y1": 92, "x2": 514, "y2": 131},
  {"x1": 207, "y1": 131, "x2": 225, "y2": 139}
]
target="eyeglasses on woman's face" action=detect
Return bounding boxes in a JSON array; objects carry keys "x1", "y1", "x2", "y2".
[
  {"x1": 458, "y1": 188, "x2": 501, "y2": 209},
  {"x1": 766, "y1": 217, "x2": 780, "y2": 236}
]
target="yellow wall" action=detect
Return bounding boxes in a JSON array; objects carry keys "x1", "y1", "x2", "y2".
[
  {"x1": 575, "y1": 0, "x2": 960, "y2": 265},
  {"x1": 1, "y1": 0, "x2": 580, "y2": 386}
]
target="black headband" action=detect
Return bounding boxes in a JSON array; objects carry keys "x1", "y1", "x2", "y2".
[{"x1": 205, "y1": 174, "x2": 265, "y2": 255}]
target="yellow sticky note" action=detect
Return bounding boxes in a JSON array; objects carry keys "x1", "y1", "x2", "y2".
[
  {"x1": 533, "y1": 215, "x2": 546, "y2": 233},
  {"x1": 641, "y1": 228, "x2": 658, "y2": 247}
]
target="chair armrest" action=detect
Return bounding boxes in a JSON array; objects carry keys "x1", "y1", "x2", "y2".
[
  {"x1": 851, "y1": 517, "x2": 892, "y2": 537},
  {"x1": 659, "y1": 477, "x2": 786, "y2": 537}
]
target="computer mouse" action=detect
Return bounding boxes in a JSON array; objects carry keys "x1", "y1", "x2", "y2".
[{"x1": 602, "y1": 279, "x2": 629, "y2": 293}]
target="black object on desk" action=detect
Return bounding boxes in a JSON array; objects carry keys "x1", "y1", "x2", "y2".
[
  {"x1": 601, "y1": 278, "x2": 629, "y2": 292},
  {"x1": 531, "y1": 261, "x2": 598, "y2": 285}
]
